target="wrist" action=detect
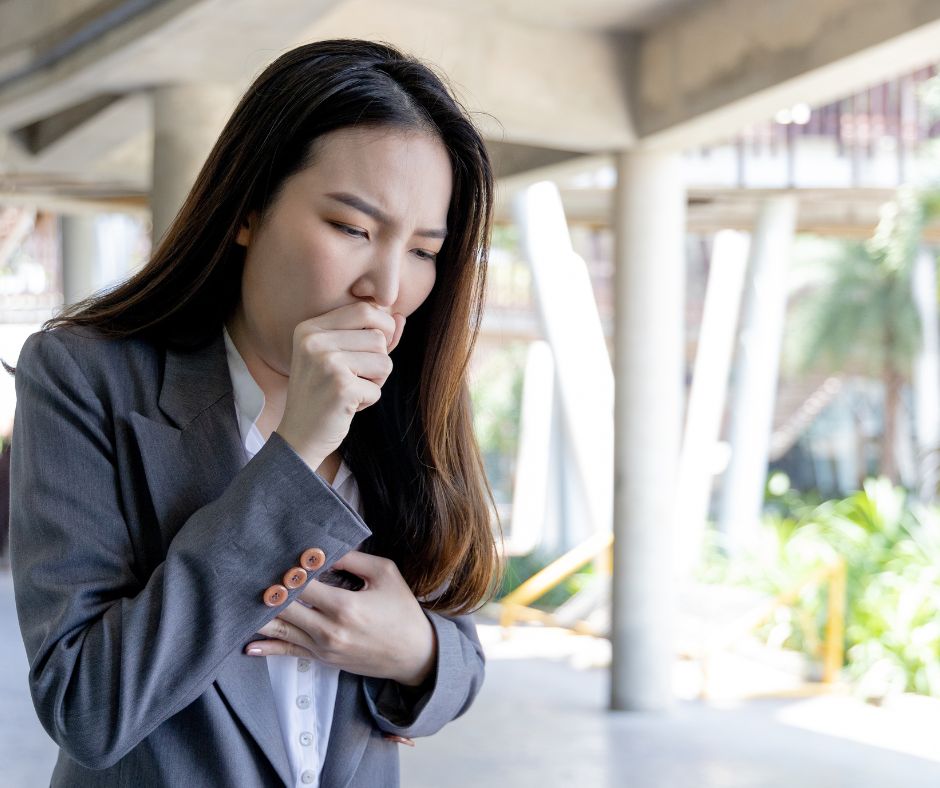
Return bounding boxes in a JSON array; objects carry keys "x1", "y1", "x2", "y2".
[
  {"x1": 273, "y1": 429, "x2": 325, "y2": 473},
  {"x1": 395, "y1": 615, "x2": 437, "y2": 688}
]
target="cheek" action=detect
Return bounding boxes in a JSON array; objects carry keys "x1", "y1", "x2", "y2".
[
  {"x1": 308, "y1": 235, "x2": 356, "y2": 291},
  {"x1": 403, "y1": 265, "x2": 437, "y2": 314},
  {"x1": 252, "y1": 228, "x2": 346, "y2": 296}
]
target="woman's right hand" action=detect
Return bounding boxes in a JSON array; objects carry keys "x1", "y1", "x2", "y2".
[{"x1": 275, "y1": 301, "x2": 405, "y2": 470}]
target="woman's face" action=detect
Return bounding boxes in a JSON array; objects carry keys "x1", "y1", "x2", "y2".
[{"x1": 232, "y1": 125, "x2": 452, "y2": 374}]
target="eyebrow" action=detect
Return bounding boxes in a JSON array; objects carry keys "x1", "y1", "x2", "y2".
[{"x1": 324, "y1": 192, "x2": 448, "y2": 240}]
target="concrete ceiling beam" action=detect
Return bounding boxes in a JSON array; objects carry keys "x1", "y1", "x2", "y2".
[
  {"x1": 302, "y1": 0, "x2": 638, "y2": 151},
  {"x1": 0, "y1": 0, "x2": 344, "y2": 131},
  {"x1": 486, "y1": 141, "x2": 587, "y2": 180},
  {"x1": 13, "y1": 94, "x2": 124, "y2": 157},
  {"x1": 635, "y1": 0, "x2": 940, "y2": 149}
]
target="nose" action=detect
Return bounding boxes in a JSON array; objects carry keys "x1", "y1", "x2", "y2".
[{"x1": 356, "y1": 247, "x2": 402, "y2": 310}]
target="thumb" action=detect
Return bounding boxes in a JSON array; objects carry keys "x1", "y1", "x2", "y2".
[{"x1": 388, "y1": 313, "x2": 406, "y2": 353}]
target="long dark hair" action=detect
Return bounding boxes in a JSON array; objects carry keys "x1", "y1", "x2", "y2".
[{"x1": 15, "y1": 38, "x2": 503, "y2": 616}]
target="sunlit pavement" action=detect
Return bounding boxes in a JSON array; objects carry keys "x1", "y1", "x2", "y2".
[
  {"x1": 4, "y1": 570, "x2": 940, "y2": 788},
  {"x1": 403, "y1": 623, "x2": 940, "y2": 788}
]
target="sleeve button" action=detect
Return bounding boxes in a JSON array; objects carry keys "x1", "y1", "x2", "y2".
[
  {"x1": 283, "y1": 566, "x2": 308, "y2": 589},
  {"x1": 299, "y1": 547, "x2": 326, "y2": 571},
  {"x1": 262, "y1": 584, "x2": 289, "y2": 607}
]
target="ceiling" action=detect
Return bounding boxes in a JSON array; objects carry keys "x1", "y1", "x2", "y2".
[{"x1": 412, "y1": 0, "x2": 701, "y2": 32}]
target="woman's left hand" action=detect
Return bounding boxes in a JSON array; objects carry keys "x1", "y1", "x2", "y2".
[{"x1": 245, "y1": 550, "x2": 438, "y2": 687}]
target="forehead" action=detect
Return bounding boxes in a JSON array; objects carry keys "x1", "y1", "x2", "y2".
[{"x1": 291, "y1": 126, "x2": 452, "y2": 220}]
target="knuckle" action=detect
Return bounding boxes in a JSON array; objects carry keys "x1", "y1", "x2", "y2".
[
  {"x1": 303, "y1": 331, "x2": 324, "y2": 351},
  {"x1": 321, "y1": 349, "x2": 341, "y2": 371},
  {"x1": 300, "y1": 331, "x2": 321, "y2": 356},
  {"x1": 320, "y1": 630, "x2": 339, "y2": 652},
  {"x1": 332, "y1": 628, "x2": 349, "y2": 650},
  {"x1": 335, "y1": 377, "x2": 356, "y2": 400},
  {"x1": 334, "y1": 602, "x2": 355, "y2": 628}
]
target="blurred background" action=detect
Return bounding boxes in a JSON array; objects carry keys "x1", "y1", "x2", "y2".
[{"x1": 4, "y1": 0, "x2": 940, "y2": 786}]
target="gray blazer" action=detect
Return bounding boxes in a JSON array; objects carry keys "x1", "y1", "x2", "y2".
[{"x1": 9, "y1": 324, "x2": 485, "y2": 787}]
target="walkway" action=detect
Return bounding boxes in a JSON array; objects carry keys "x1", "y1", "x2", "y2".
[{"x1": 3, "y1": 570, "x2": 940, "y2": 787}]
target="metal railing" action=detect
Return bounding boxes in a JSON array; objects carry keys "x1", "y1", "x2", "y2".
[{"x1": 496, "y1": 533, "x2": 848, "y2": 695}]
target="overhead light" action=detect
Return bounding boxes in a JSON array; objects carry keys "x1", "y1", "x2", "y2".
[
  {"x1": 791, "y1": 103, "x2": 812, "y2": 124},
  {"x1": 775, "y1": 103, "x2": 812, "y2": 125}
]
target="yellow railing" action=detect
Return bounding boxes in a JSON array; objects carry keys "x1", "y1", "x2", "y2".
[
  {"x1": 498, "y1": 531, "x2": 612, "y2": 632},
  {"x1": 496, "y1": 533, "x2": 848, "y2": 691}
]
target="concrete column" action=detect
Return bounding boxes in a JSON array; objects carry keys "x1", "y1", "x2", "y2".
[
  {"x1": 675, "y1": 230, "x2": 749, "y2": 579},
  {"x1": 60, "y1": 213, "x2": 145, "y2": 306},
  {"x1": 511, "y1": 181, "x2": 614, "y2": 547},
  {"x1": 60, "y1": 214, "x2": 101, "y2": 306},
  {"x1": 508, "y1": 340, "x2": 556, "y2": 555},
  {"x1": 716, "y1": 196, "x2": 798, "y2": 555},
  {"x1": 151, "y1": 83, "x2": 238, "y2": 244},
  {"x1": 610, "y1": 150, "x2": 685, "y2": 712}
]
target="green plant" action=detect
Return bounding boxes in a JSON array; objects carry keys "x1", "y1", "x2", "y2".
[
  {"x1": 470, "y1": 340, "x2": 527, "y2": 503},
  {"x1": 784, "y1": 180, "x2": 940, "y2": 484},
  {"x1": 698, "y1": 478, "x2": 940, "y2": 700}
]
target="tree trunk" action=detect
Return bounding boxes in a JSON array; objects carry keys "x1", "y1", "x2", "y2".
[
  {"x1": 853, "y1": 411, "x2": 869, "y2": 488},
  {"x1": 882, "y1": 363, "x2": 902, "y2": 484},
  {"x1": 881, "y1": 314, "x2": 902, "y2": 484}
]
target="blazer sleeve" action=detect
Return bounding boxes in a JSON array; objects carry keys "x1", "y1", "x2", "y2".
[
  {"x1": 361, "y1": 608, "x2": 485, "y2": 738},
  {"x1": 9, "y1": 330, "x2": 372, "y2": 770}
]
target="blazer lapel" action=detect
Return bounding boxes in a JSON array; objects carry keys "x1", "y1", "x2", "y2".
[
  {"x1": 129, "y1": 329, "x2": 293, "y2": 787},
  {"x1": 319, "y1": 671, "x2": 374, "y2": 788}
]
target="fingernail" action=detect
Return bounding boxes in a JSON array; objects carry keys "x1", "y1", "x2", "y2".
[{"x1": 247, "y1": 647, "x2": 263, "y2": 655}]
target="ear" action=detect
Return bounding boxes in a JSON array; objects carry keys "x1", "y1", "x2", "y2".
[{"x1": 235, "y1": 211, "x2": 257, "y2": 247}]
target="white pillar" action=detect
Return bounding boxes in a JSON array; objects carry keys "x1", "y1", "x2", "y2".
[
  {"x1": 60, "y1": 213, "x2": 146, "y2": 306},
  {"x1": 675, "y1": 230, "x2": 749, "y2": 579},
  {"x1": 151, "y1": 83, "x2": 238, "y2": 244},
  {"x1": 507, "y1": 340, "x2": 556, "y2": 555},
  {"x1": 610, "y1": 150, "x2": 685, "y2": 712},
  {"x1": 716, "y1": 196, "x2": 798, "y2": 554},
  {"x1": 511, "y1": 182, "x2": 614, "y2": 547},
  {"x1": 60, "y1": 214, "x2": 101, "y2": 306}
]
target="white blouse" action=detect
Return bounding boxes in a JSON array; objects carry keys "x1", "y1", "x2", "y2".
[{"x1": 223, "y1": 324, "x2": 363, "y2": 788}]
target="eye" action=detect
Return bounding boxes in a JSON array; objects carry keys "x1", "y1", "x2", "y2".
[
  {"x1": 413, "y1": 249, "x2": 438, "y2": 261},
  {"x1": 330, "y1": 222, "x2": 368, "y2": 239}
]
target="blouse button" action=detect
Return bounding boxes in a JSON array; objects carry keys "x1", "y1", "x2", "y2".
[
  {"x1": 262, "y1": 584, "x2": 288, "y2": 607},
  {"x1": 299, "y1": 547, "x2": 326, "y2": 571},
  {"x1": 301, "y1": 771, "x2": 315, "y2": 784},
  {"x1": 283, "y1": 566, "x2": 308, "y2": 589},
  {"x1": 299, "y1": 731, "x2": 313, "y2": 747}
]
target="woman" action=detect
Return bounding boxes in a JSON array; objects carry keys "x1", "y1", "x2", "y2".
[{"x1": 9, "y1": 38, "x2": 502, "y2": 788}]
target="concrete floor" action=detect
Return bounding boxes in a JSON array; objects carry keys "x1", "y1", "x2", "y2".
[
  {"x1": 3, "y1": 569, "x2": 940, "y2": 787},
  {"x1": 401, "y1": 625, "x2": 940, "y2": 788}
]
